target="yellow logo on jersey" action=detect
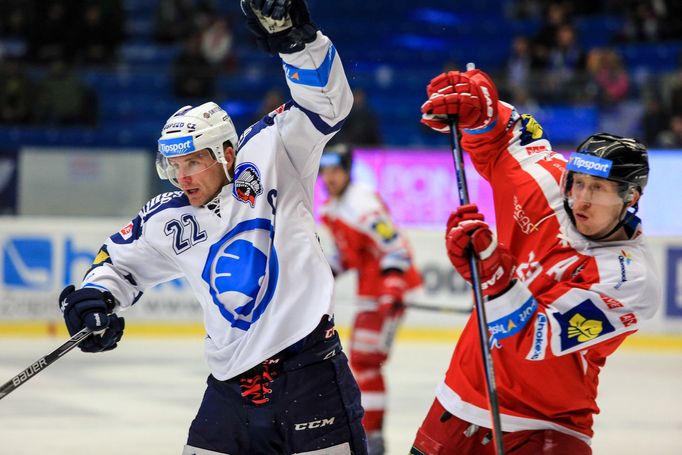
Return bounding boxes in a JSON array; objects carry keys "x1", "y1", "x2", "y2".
[
  {"x1": 567, "y1": 313, "x2": 603, "y2": 342},
  {"x1": 374, "y1": 220, "x2": 396, "y2": 242},
  {"x1": 93, "y1": 249, "x2": 110, "y2": 265},
  {"x1": 521, "y1": 114, "x2": 544, "y2": 139}
]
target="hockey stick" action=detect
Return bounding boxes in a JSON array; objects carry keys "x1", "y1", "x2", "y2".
[
  {"x1": 405, "y1": 302, "x2": 472, "y2": 314},
  {"x1": 0, "y1": 327, "x2": 93, "y2": 401},
  {"x1": 448, "y1": 62, "x2": 505, "y2": 455}
]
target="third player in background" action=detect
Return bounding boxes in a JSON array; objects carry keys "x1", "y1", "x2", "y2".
[{"x1": 319, "y1": 144, "x2": 422, "y2": 455}]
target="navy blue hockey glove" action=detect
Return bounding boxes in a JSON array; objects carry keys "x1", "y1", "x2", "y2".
[
  {"x1": 59, "y1": 285, "x2": 125, "y2": 353},
  {"x1": 241, "y1": 0, "x2": 318, "y2": 54}
]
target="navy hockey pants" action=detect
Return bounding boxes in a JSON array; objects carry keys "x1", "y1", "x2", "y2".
[{"x1": 185, "y1": 318, "x2": 367, "y2": 454}]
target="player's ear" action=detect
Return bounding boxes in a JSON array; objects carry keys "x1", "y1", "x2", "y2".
[
  {"x1": 627, "y1": 189, "x2": 641, "y2": 208},
  {"x1": 224, "y1": 144, "x2": 235, "y2": 167},
  {"x1": 222, "y1": 144, "x2": 236, "y2": 179}
]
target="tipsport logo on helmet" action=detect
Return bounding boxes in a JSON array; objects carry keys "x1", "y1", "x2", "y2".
[
  {"x1": 567, "y1": 153, "x2": 613, "y2": 178},
  {"x1": 158, "y1": 135, "x2": 196, "y2": 157},
  {"x1": 201, "y1": 219, "x2": 279, "y2": 331}
]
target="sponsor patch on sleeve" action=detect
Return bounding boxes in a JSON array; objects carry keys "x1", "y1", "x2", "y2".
[
  {"x1": 488, "y1": 295, "x2": 537, "y2": 348},
  {"x1": 119, "y1": 222, "x2": 134, "y2": 240},
  {"x1": 371, "y1": 219, "x2": 397, "y2": 243},
  {"x1": 526, "y1": 313, "x2": 548, "y2": 360},
  {"x1": 552, "y1": 299, "x2": 615, "y2": 351}
]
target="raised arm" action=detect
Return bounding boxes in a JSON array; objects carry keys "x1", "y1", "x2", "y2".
[{"x1": 240, "y1": 0, "x2": 353, "y2": 176}]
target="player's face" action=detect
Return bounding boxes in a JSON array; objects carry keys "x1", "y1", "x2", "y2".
[
  {"x1": 320, "y1": 166, "x2": 350, "y2": 197},
  {"x1": 168, "y1": 149, "x2": 228, "y2": 207},
  {"x1": 568, "y1": 174, "x2": 627, "y2": 239}
]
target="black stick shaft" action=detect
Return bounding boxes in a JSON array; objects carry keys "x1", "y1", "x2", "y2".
[
  {"x1": 449, "y1": 121, "x2": 505, "y2": 455},
  {"x1": 0, "y1": 327, "x2": 92, "y2": 400}
]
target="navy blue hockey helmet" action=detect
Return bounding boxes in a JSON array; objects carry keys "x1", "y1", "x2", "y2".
[{"x1": 319, "y1": 144, "x2": 352, "y2": 173}]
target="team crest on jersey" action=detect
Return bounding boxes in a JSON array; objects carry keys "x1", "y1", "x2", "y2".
[
  {"x1": 233, "y1": 162, "x2": 263, "y2": 208},
  {"x1": 201, "y1": 218, "x2": 278, "y2": 331},
  {"x1": 553, "y1": 299, "x2": 615, "y2": 351},
  {"x1": 372, "y1": 219, "x2": 397, "y2": 243},
  {"x1": 519, "y1": 114, "x2": 548, "y2": 146}
]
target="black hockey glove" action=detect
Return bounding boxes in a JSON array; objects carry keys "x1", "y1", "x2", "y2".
[
  {"x1": 59, "y1": 285, "x2": 125, "y2": 353},
  {"x1": 241, "y1": 0, "x2": 318, "y2": 54}
]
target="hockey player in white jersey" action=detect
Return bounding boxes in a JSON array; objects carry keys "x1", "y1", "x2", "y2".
[{"x1": 58, "y1": 1, "x2": 367, "y2": 454}]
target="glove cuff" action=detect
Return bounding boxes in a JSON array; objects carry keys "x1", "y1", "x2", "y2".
[{"x1": 270, "y1": 23, "x2": 319, "y2": 54}]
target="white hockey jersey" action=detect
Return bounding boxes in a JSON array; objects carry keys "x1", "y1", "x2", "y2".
[{"x1": 81, "y1": 32, "x2": 353, "y2": 381}]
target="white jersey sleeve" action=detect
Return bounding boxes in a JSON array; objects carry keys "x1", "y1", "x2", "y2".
[
  {"x1": 80, "y1": 31, "x2": 352, "y2": 382},
  {"x1": 81, "y1": 192, "x2": 187, "y2": 308}
]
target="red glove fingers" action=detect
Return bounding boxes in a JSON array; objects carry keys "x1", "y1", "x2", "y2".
[
  {"x1": 421, "y1": 69, "x2": 499, "y2": 132},
  {"x1": 446, "y1": 204, "x2": 484, "y2": 234},
  {"x1": 445, "y1": 219, "x2": 515, "y2": 298}
]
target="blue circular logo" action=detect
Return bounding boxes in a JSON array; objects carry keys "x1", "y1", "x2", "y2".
[{"x1": 201, "y1": 218, "x2": 278, "y2": 330}]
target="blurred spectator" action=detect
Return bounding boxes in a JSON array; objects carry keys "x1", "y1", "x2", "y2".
[
  {"x1": 76, "y1": 0, "x2": 125, "y2": 66},
  {"x1": 154, "y1": 0, "x2": 197, "y2": 43},
  {"x1": 657, "y1": 115, "x2": 682, "y2": 147},
  {"x1": 0, "y1": 59, "x2": 34, "y2": 124},
  {"x1": 34, "y1": 60, "x2": 98, "y2": 126},
  {"x1": 248, "y1": 89, "x2": 285, "y2": 125},
  {"x1": 173, "y1": 33, "x2": 216, "y2": 99},
  {"x1": 154, "y1": 0, "x2": 217, "y2": 43},
  {"x1": 545, "y1": 24, "x2": 586, "y2": 102},
  {"x1": 510, "y1": 87, "x2": 540, "y2": 116},
  {"x1": 509, "y1": 0, "x2": 543, "y2": 19},
  {"x1": 531, "y1": 3, "x2": 569, "y2": 68},
  {"x1": 506, "y1": 36, "x2": 534, "y2": 91},
  {"x1": 617, "y1": 1, "x2": 664, "y2": 42},
  {"x1": 26, "y1": 1, "x2": 76, "y2": 63},
  {"x1": 200, "y1": 17, "x2": 237, "y2": 73},
  {"x1": 641, "y1": 95, "x2": 669, "y2": 146},
  {"x1": 0, "y1": 0, "x2": 34, "y2": 38},
  {"x1": 586, "y1": 48, "x2": 630, "y2": 106},
  {"x1": 668, "y1": 69, "x2": 682, "y2": 117},
  {"x1": 330, "y1": 88, "x2": 382, "y2": 147}
]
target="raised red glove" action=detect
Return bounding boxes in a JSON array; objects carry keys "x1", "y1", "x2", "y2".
[
  {"x1": 421, "y1": 69, "x2": 499, "y2": 132},
  {"x1": 445, "y1": 205, "x2": 514, "y2": 297},
  {"x1": 377, "y1": 271, "x2": 406, "y2": 317}
]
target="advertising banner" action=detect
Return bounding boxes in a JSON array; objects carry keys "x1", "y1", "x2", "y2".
[{"x1": 0, "y1": 218, "x2": 679, "y2": 333}]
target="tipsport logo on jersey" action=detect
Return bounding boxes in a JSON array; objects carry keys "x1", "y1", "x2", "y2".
[{"x1": 201, "y1": 218, "x2": 279, "y2": 331}]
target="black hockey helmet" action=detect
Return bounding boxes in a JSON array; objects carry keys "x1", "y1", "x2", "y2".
[
  {"x1": 573, "y1": 132, "x2": 649, "y2": 192},
  {"x1": 319, "y1": 144, "x2": 353, "y2": 173},
  {"x1": 562, "y1": 132, "x2": 649, "y2": 240}
]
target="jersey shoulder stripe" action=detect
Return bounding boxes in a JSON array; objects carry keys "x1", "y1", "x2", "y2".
[
  {"x1": 140, "y1": 191, "x2": 189, "y2": 222},
  {"x1": 291, "y1": 99, "x2": 347, "y2": 135},
  {"x1": 238, "y1": 101, "x2": 294, "y2": 149}
]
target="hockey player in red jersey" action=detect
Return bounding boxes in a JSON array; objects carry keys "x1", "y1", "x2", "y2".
[
  {"x1": 319, "y1": 144, "x2": 422, "y2": 454},
  {"x1": 410, "y1": 69, "x2": 660, "y2": 454}
]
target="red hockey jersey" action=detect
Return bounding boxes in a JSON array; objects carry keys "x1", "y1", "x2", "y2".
[
  {"x1": 437, "y1": 102, "x2": 661, "y2": 445},
  {"x1": 320, "y1": 183, "x2": 421, "y2": 300}
]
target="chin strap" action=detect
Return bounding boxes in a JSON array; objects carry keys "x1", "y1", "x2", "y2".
[
  {"x1": 590, "y1": 203, "x2": 639, "y2": 241},
  {"x1": 564, "y1": 199, "x2": 639, "y2": 241}
]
